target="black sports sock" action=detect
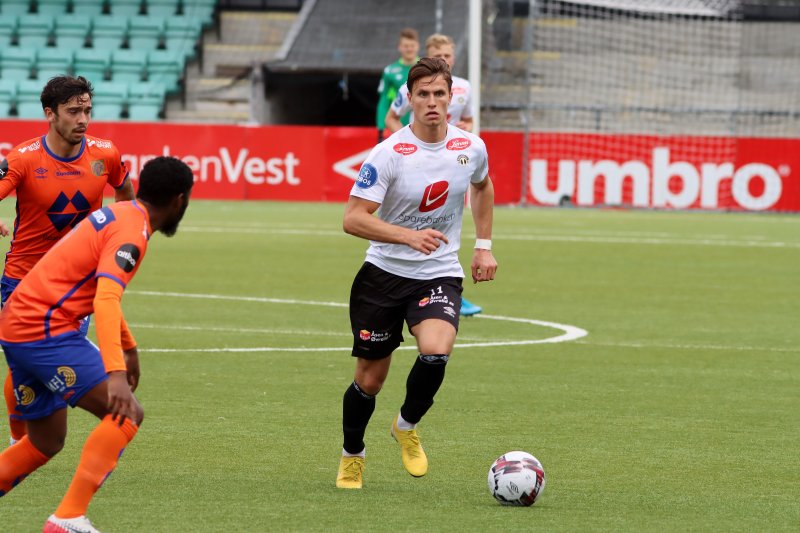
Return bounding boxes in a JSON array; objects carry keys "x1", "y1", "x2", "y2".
[
  {"x1": 342, "y1": 381, "x2": 376, "y2": 454},
  {"x1": 400, "y1": 354, "x2": 449, "y2": 425}
]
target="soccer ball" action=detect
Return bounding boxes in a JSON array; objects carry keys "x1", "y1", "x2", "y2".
[{"x1": 487, "y1": 451, "x2": 546, "y2": 506}]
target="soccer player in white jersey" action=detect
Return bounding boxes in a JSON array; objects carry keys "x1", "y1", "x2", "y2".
[
  {"x1": 385, "y1": 34, "x2": 474, "y2": 133},
  {"x1": 385, "y1": 34, "x2": 483, "y2": 316},
  {"x1": 336, "y1": 57, "x2": 496, "y2": 489}
]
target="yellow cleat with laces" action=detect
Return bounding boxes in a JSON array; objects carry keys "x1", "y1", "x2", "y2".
[
  {"x1": 391, "y1": 415, "x2": 428, "y2": 477},
  {"x1": 336, "y1": 455, "x2": 365, "y2": 489}
]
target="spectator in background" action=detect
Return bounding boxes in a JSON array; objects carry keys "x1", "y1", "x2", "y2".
[{"x1": 375, "y1": 27, "x2": 420, "y2": 143}]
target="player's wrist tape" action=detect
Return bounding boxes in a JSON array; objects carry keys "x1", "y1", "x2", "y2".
[{"x1": 475, "y1": 239, "x2": 492, "y2": 251}]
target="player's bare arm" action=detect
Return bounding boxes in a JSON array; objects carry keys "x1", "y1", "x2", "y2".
[
  {"x1": 385, "y1": 109, "x2": 404, "y2": 133},
  {"x1": 123, "y1": 346, "x2": 140, "y2": 392},
  {"x1": 343, "y1": 195, "x2": 448, "y2": 254},
  {"x1": 457, "y1": 116, "x2": 474, "y2": 132},
  {"x1": 115, "y1": 178, "x2": 135, "y2": 202},
  {"x1": 470, "y1": 176, "x2": 497, "y2": 283},
  {"x1": 106, "y1": 371, "x2": 139, "y2": 425}
]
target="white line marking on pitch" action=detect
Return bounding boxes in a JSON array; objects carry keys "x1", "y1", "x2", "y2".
[{"x1": 127, "y1": 290, "x2": 588, "y2": 353}]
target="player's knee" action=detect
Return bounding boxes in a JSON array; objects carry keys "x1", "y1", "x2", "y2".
[
  {"x1": 356, "y1": 376, "x2": 384, "y2": 396},
  {"x1": 30, "y1": 433, "x2": 65, "y2": 458},
  {"x1": 132, "y1": 402, "x2": 144, "y2": 426}
]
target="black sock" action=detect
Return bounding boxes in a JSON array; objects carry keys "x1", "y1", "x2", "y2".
[
  {"x1": 400, "y1": 354, "x2": 449, "y2": 425},
  {"x1": 342, "y1": 381, "x2": 376, "y2": 454}
]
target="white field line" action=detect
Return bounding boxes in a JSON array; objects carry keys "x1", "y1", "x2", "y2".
[
  {"x1": 126, "y1": 290, "x2": 588, "y2": 352},
  {"x1": 179, "y1": 225, "x2": 800, "y2": 249},
  {"x1": 574, "y1": 340, "x2": 800, "y2": 354}
]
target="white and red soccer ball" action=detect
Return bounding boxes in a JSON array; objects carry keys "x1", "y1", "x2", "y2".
[{"x1": 487, "y1": 451, "x2": 546, "y2": 506}]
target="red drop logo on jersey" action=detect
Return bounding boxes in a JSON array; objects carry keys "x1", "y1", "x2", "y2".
[
  {"x1": 418, "y1": 297, "x2": 430, "y2": 307},
  {"x1": 419, "y1": 181, "x2": 449, "y2": 212},
  {"x1": 393, "y1": 143, "x2": 417, "y2": 156},
  {"x1": 446, "y1": 138, "x2": 471, "y2": 151},
  {"x1": 359, "y1": 329, "x2": 371, "y2": 341}
]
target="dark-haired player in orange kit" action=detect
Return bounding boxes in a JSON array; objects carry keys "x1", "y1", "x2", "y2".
[
  {"x1": 0, "y1": 156, "x2": 193, "y2": 533},
  {"x1": 0, "y1": 76, "x2": 134, "y2": 446}
]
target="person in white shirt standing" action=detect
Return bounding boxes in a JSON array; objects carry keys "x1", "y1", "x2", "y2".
[
  {"x1": 336, "y1": 57, "x2": 497, "y2": 489},
  {"x1": 385, "y1": 34, "x2": 484, "y2": 317}
]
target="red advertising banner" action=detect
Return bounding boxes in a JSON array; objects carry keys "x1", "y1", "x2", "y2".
[{"x1": 1, "y1": 121, "x2": 797, "y2": 211}]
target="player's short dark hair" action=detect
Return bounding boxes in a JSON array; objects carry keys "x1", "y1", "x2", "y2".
[
  {"x1": 399, "y1": 27, "x2": 418, "y2": 42},
  {"x1": 136, "y1": 157, "x2": 194, "y2": 207},
  {"x1": 406, "y1": 57, "x2": 452, "y2": 95},
  {"x1": 40, "y1": 76, "x2": 94, "y2": 112}
]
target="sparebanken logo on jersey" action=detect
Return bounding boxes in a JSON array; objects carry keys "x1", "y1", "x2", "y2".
[
  {"x1": 393, "y1": 143, "x2": 417, "y2": 156},
  {"x1": 419, "y1": 181, "x2": 449, "y2": 212},
  {"x1": 446, "y1": 138, "x2": 471, "y2": 151}
]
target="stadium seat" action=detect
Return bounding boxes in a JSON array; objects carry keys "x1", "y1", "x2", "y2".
[
  {"x1": 91, "y1": 81, "x2": 127, "y2": 120},
  {"x1": 54, "y1": 14, "x2": 91, "y2": 48},
  {"x1": 0, "y1": 15, "x2": 17, "y2": 48},
  {"x1": 164, "y1": 16, "x2": 202, "y2": 61},
  {"x1": 128, "y1": 15, "x2": 165, "y2": 51},
  {"x1": 16, "y1": 14, "x2": 54, "y2": 48},
  {"x1": 71, "y1": 0, "x2": 106, "y2": 16},
  {"x1": 110, "y1": 49, "x2": 147, "y2": 82},
  {"x1": 90, "y1": 15, "x2": 127, "y2": 49},
  {"x1": 73, "y1": 48, "x2": 110, "y2": 82},
  {"x1": 0, "y1": 1, "x2": 31, "y2": 16},
  {"x1": 146, "y1": 0, "x2": 180, "y2": 17},
  {"x1": 0, "y1": 79, "x2": 16, "y2": 118},
  {"x1": 35, "y1": 48, "x2": 74, "y2": 81},
  {"x1": 15, "y1": 79, "x2": 44, "y2": 118},
  {"x1": 127, "y1": 80, "x2": 165, "y2": 120},
  {"x1": 0, "y1": 47, "x2": 36, "y2": 81},
  {"x1": 108, "y1": 0, "x2": 142, "y2": 16},
  {"x1": 181, "y1": 0, "x2": 216, "y2": 27},
  {"x1": 146, "y1": 49, "x2": 184, "y2": 94},
  {"x1": 36, "y1": 0, "x2": 70, "y2": 16}
]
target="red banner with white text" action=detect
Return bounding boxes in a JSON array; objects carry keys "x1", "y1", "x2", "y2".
[{"x1": 1, "y1": 121, "x2": 797, "y2": 211}]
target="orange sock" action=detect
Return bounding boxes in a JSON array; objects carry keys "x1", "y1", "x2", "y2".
[
  {"x1": 0, "y1": 435, "x2": 49, "y2": 497},
  {"x1": 4, "y1": 371, "x2": 26, "y2": 441},
  {"x1": 54, "y1": 415, "x2": 138, "y2": 518}
]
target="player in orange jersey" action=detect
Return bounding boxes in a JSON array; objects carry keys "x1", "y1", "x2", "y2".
[
  {"x1": 0, "y1": 76, "x2": 135, "y2": 446},
  {"x1": 0, "y1": 156, "x2": 193, "y2": 533}
]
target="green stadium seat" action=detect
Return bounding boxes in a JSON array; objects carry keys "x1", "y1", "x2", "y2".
[
  {"x1": 17, "y1": 14, "x2": 54, "y2": 48},
  {"x1": 15, "y1": 79, "x2": 44, "y2": 118},
  {"x1": 146, "y1": 0, "x2": 179, "y2": 17},
  {"x1": 54, "y1": 14, "x2": 91, "y2": 48},
  {"x1": 0, "y1": 47, "x2": 36, "y2": 81},
  {"x1": 127, "y1": 80, "x2": 165, "y2": 120},
  {"x1": 36, "y1": 0, "x2": 70, "y2": 16},
  {"x1": 71, "y1": 0, "x2": 106, "y2": 17},
  {"x1": 73, "y1": 48, "x2": 110, "y2": 82},
  {"x1": 0, "y1": 1, "x2": 31, "y2": 16},
  {"x1": 91, "y1": 81, "x2": 127, "y2": 120},
  {"x1": 90, "y1": 15, "x2": 127, "y2": 49},
  {"x1": 111, "y1": 49, "x2": 147, "y2": 82},
  {"x1": 0, "y1": 79, "x2": 16, "y2": 118},
  {"x1": 35, "y1": 48, "x2": 74, "y2": 80},
  {"x1": 0, "y1": 15, "x2": 17, "y2": 48},
  {"x1": 164, "y1": 16, "x2": 202, "y2": 60},
  {"x1": 108, "y1": 0, "x2": 142, "y2": 16},
  {"x1": 128, "y1": 15, "x2": 165, "y2": 51},
  {"x1": 181, "y1": 0, "x2": 215, "y2": 27},
  {"x1": 146, "y1": 49, "x2": 184, "y2": 94}
]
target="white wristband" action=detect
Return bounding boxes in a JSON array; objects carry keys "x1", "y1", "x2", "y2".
[{"x1": 475, "y1": 239, "x2": 492, "y2": 251}]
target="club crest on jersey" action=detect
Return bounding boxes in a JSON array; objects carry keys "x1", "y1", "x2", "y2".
[
  {"x1": 356, "y1": 163, "x2": 378, "y2": 189},
  {"x1": 457, "y1": 155, "x2": 469, "y2": 165},
  {"x1": 419, "y1": 181, "x2": 449, "y2": 212},
  {"x1": 91, "y1": 159, "x2": 106, "y2": 176},
  {"x1": 393, "y1": 143, "x2": 417, "y2": 156},
  {"x1": 115, "y1": 243, "x2": 140, "y2": 273},
  {"x1": 446, "y1": 138, "x2": 471, "y2": 151}
]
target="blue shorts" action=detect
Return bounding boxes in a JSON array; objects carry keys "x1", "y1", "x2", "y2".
[
  {"x1": 2, "y1": 275, "x2": 90, "y2": 335},
  {"x1": 1, "y1": 331, "x2": 108, "y2": 420}
]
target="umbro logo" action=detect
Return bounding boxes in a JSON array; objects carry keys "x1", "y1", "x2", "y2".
[
  {"x1": 419, "y1": 181, "x2": 449, "y2": 212},
  {"x1": 35, "y1": 167, "x2": 48, "y2": 176}
]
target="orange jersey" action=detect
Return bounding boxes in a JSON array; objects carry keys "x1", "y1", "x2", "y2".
[
  {"x1": 0, "y1": 201, "x2": 150, "y2": 343},
  {"x1": 0, "y1": 135, "x2": 128, "y2": 280}
]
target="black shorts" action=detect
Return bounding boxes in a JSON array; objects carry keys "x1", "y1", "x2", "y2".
[{"x1": 349, "y1": 262, "x2": 463, "y2": 360}]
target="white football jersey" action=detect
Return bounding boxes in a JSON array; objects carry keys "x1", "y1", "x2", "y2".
[
  {"x1": 350, "y1": 125, "x2": 489, "y2": 280},
  {"x1": 390, "y1": 75, "x2": 473, "y2": 126}
]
